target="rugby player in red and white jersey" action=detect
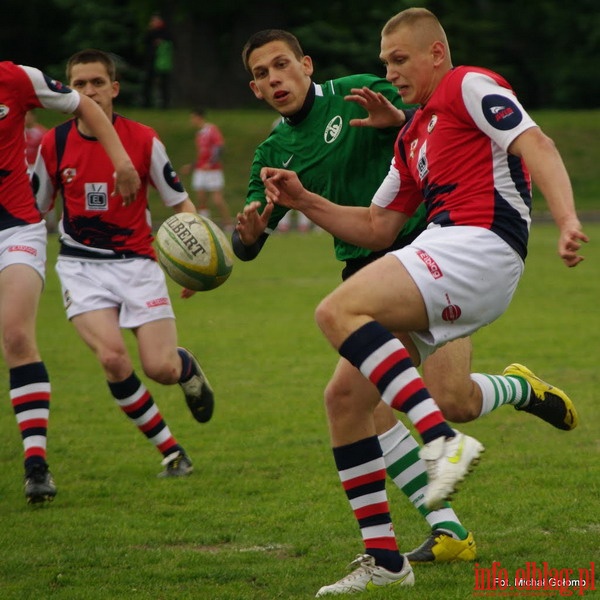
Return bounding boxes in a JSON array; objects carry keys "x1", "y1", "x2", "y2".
[
  {"x1": 261, "y1": 8, "x2": 588, "y2": 595},
  {"x1": 0, "y1": 59, "x2": 140, "y2": 504},
  {"x1": 33, "y1": 49, "x2": 214, "y2": 485}
]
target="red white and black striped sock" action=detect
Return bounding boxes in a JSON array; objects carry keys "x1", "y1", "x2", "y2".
[
  {"x1": 339, "y1": 321, "x2": 454, "y2": 445},
  {"x1": 333, "y1": 436, "x2": 404, "y2": 573},
  {"x1": 108, "y1": 372, "x2": 183, "y2": 458},
  {"x1": 10, "y1": 362, "x2": 51, "y2": 469}
]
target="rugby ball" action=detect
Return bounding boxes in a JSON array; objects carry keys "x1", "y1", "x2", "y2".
[{"x1": 155, "y1": 213, "x2": 234, "y2": 291}]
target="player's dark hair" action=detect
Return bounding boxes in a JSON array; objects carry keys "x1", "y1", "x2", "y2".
[
  {"x1": 241, "y1": 29, "x2": 304, "y2": 72},
  {"x1": 66, "y1": 49, "x2": 117, "y2": 82}
]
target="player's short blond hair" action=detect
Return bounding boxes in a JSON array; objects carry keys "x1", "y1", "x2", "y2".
[{"x1": 382, "y1": 7, "x2": 448, "y2": 52}]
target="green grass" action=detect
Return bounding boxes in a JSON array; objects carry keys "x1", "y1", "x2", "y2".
[{"x1": 0, "y1": 223, "x2": 598, "y2": 599}]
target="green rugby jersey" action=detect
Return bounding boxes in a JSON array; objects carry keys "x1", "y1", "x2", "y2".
[{"x1": 246, "y1": 73, "x2": 426, "y2": 262}]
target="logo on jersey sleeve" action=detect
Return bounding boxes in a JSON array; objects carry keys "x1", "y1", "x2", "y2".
[
  {"x1": 163, "y1": 162, "x2": 185, "y2": 192},
  {"x1": 85, "y1": 182, "x2": 109, "y2": 210},
  {"x1": 0, "y1": 105, "x2": 9, "y2": 120},
  {"x1": 42, "y1": 74, "x2": 73, "y2": 94},
  {"x1": 324, "y1": 115, "x2": 343, "y2": 144},
  {"x1": 482, "y1": 94, "x2": 523, "y2": 130}
]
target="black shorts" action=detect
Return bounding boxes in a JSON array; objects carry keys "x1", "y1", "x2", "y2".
[{"x1": 341, "y1": 228, "x2": 424, "y2": 281}]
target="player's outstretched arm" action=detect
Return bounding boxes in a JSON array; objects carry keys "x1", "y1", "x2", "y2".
[
  {"x1": 345, "y1": 87, "x2": 407, "y2": 129},
  {"x1": 261, "y1": 167, "x2": 406, "y2": 250},
  {"x1": 172, "y1": 198, "x2": 197, "y2": 214},
  {"x1": 231, "y1": 200, "x2": 274, "y2": 261},
  {"x1": 74, "y1": 94, "x2": 140, "y2": 205},
  {"x1": 510, "y1": 127, "x2": 588, "y2": 267}
]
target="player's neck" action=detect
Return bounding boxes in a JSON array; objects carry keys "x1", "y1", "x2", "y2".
[{"x1": 77, "y1": 109, "x2": 115, "y2": 137}]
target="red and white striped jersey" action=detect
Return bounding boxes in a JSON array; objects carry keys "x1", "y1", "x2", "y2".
[
  {"x1": 0, "y1": 61, "x2": 79, "y2": 229},
  {"x1": 372, "y1": 66, "x2": 536, "y2": 260},
  {"x1": 34, "y1": 114, "x2": 188, "y2": 260}
]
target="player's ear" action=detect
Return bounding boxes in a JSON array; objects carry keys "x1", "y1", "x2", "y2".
[
  {"x1": 112, "y1": 80, "x2": 120, "y2": 99},
  {"x1": 431, "y1": 40, "x2": 446, "y2": 66},
  {"x1": 302, "y1": 55, "x2": 314, "y2": 77},
  {"x1": 249, "y1": 80, "x2": 263, "y2": 100}
]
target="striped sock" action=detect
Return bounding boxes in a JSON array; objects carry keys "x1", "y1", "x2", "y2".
[
  {"x1": 339, "y1": 321, "x2": 454, "y2": 444},
  {"x1": 108, "y1": 372, "x2": 182, "y2": 458},
  {"x1": 473, "y1": 373, "x2": 530, "y2": 416},
  {"x1": 379, "y1": 422, "x2": 468, "y2": 540},
  {"x1": 333, "y1": 436, "x2": 404, "y2": 572},
  {"x1": 10, "y1": 362, "x2": 51, "y2": 469}
]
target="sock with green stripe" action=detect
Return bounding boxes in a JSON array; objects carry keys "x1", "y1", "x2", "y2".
[
  {"x1": 472, "y1": 373, "x2": 531, "y2": 416},
  {"x1": 379, "y1": 421, "x2": 469, "y2": 540}
]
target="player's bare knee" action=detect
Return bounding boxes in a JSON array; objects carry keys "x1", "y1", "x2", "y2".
[
  {"x1": 324, "y1": 377, "x2": 353, "y2": 419},
  {"x1": 2, "y1": 329, "x2": 37, "y2": 363},
  {"x1": 437, "y1": 394, "x2": 480, "y2": 423},
  {"x1": 100, "y1": 348, "x2": 131, "y2": 381},
  {"x1": 315, "y1": 296, "x2": 338, "y2": 335},
  {"x1": 143, "y1": 363, "x2": 176, "y2": 385}
]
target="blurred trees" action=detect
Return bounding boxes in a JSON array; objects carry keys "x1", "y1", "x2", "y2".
[{"x1": 2, "y1": 0, "x2": 598, "y2": 109}]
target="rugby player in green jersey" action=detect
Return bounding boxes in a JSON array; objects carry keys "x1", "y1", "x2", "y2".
[{"x1": 233, "y1": 29, "x2": 576, "y2": 590}]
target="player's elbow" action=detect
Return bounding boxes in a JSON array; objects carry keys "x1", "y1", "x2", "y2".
[{"x1": 366, "y1": 229, "x2": 398, "y2": 251}]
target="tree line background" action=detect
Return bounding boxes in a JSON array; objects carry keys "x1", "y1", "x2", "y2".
[{"x1": 2, "y1": 0, "x2": 599, "y2": 110}]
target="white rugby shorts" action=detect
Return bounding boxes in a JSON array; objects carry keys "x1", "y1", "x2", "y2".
[
  {"x1": 0, "y1": 221, "x2": 47, "y2": 281},
  {"x1": 192, "y1": 169, "x2": 224, "y2": 192},
  {"x1": 56, "y1": 257, "x2": 175, "y2": 327},
  {"x1": 389, "y1": 225, "x2": 524, "y2": 361}
]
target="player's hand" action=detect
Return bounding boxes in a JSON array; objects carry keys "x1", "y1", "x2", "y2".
[
  {"x1": 235, "y1": 201, "x2": 274, "y2": 245},
  {"x1": 345, "y1": 87, "x2": 406, "y2": 129},
  {"x1": 260, "y1": 167, "x2": 306, "y2": 208},
  {"x1": 113, "y1": 161, "x2": 141, "y2": 206},
  {"x1": 180, "y1": 288, "x2": 197, "y2": 299},
  {"x1": 558, "y1": 220, "x2": 588, "y2": 267}
]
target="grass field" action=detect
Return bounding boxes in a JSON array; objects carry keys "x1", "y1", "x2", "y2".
[{"x1": 0, "y1": 222, "x2": 598, "y2": 599}]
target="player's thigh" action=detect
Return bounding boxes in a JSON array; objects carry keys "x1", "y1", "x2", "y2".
[
  {"x1": 71, "y1": 307, "x2": 126, "y2": 356},
  {"x1": 322, "y1": 254, "x2": 429, "y2": 331},
  {"x1": 135, "y1": 318, "x2": 179, "y2": 373},
  {"x1": 0, "y1": 264, "x2": 43, "y2": 362}
]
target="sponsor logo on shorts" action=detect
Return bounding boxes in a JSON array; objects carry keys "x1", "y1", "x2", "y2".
[
  {"x1": 442, "y1": 292, "x2": 462, "y2": 323},
  {"x1": 0, "y1": 104, "x2": 9, "y2": 119},
  {"x1": 147, "y1": 297, "x2": 170, "y2": 308},
  {"x1": 442, "y1": 304, "x2": 462, "y2": 322},
  {"x1": 416, "y1": 249, "x2": 442, "y2": 279},
  {"x1": 324, "y1": 115, "x2": 343, "y2": 143},
  {"x1": 64, "y1": 289, "x2": 72, "y2": 309},
  {"x1": 8, "y1": 244, "x2": 37, "y2": 256}
]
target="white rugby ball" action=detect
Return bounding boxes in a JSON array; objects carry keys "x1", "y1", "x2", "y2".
[{"x1": 155, "y1": 213, "x2": 234, "y2": 291}]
